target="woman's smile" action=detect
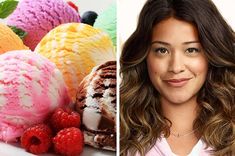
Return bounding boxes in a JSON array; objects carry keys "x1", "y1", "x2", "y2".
[{"x1": 163, "y1": 78, "x2": 192, "y2": 87}]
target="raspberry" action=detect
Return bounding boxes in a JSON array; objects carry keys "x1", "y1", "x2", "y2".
[
  {"x1": 50, "y1": 107, "x2": 81, "y2": 131},
  {"x1": 67, "y1": 1, "x2": 78, "y2": 12},
  {"x1": 53, "y1": 127, "x2": 84, "y2": 156},
  {"x1": 21, "y1": 124, "x2": 52, "y2": 154}
]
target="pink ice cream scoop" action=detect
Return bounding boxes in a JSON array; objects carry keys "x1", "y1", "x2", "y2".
[
  {"x1": 0, "y1": 50, "x2": 70, "y2": 142},
  {"x1": 7, "y1": 0, "x2": 80, "y2": 50}
]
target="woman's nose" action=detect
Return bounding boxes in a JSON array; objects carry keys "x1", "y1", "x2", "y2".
[{"x1": 168, "y1": 52, "x2": 185, "y2": 74}]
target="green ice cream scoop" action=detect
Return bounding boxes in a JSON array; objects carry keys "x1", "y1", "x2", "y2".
[{"x1": 94, "y1": 4, "x2": 116, "y2": 46}]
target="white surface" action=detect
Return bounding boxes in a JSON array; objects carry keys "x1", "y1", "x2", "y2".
[{"x1": 0, "y1": 141, "x2": 115, "y2": 156}]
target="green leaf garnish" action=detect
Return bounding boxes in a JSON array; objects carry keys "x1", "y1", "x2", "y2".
[
  {"x1": 0, "y1": 0, "x2": 18, "y2": 19},
  {"x1": 8, "y1": 25, "x2": 27, "y2": 40}
]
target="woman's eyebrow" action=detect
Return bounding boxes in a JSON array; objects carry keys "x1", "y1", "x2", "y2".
[
  {"x1": 151, "y1": 41, "x2": 170, "y2": 45},
  {"x1": 151, "y1": 40, "x2": 200, "y2": 45},
  {"x1": 183, "y1": 41, "x2": 200, "y2": 45}
]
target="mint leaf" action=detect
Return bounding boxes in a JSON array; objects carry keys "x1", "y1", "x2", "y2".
[
  {"x1": 0, "y1": 0, "x2": 18, "y2": 19},
  {"x1": 8, "y1": 25, "x2": 27, "y2": 40}
]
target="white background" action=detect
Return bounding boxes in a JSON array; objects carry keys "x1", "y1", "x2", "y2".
[{"x1": 77, "y1": 0, "x2": 115, "y2": 15}]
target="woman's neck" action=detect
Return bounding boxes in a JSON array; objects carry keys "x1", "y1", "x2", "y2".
[{"x1": 161, "y1": 96, "x2": 199, "y2": 133}]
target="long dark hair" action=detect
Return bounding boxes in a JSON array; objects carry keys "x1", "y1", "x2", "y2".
[{"x1": 120, "y1": 0, "x2": 235, "y2": 155}]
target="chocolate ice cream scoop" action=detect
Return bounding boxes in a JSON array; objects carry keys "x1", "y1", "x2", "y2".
[{"x1": 75, "y1": 61, "x2": 116, "y2": 151}]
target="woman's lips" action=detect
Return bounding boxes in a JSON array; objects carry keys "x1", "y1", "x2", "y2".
[{"x1": 164, "y1": 78, "x2": 192, "y2": 87}]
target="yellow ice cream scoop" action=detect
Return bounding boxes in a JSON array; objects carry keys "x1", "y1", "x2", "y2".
[
  {"x1": 35, "y1": 23, "x2": 116, "y2": 102},
  {"x1": 0, "y1": 24, "x2": 28, "y2": 54}
]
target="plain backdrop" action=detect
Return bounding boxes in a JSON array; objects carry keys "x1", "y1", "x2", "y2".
[{"x1": 76, "y1": 0, "x2": 115, "y2": 15}]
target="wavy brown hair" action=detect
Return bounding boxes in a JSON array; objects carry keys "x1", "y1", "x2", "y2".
[{"x1": 120, "y1": 0, "x2": 235, "y2": 155}]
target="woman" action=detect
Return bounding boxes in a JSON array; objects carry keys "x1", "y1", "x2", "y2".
[{"x1": 120, "y1": 0, "x2": 235, "y2": 155}]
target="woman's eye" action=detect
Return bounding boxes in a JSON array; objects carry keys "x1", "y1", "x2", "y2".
[
  {"x1": 186, "y1": 48, "x2": 200, "y2": 53},
  {"x1": 153, "y1": 47, "x2": 168, "y2": 54}
]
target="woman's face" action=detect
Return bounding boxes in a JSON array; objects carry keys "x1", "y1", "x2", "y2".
[{"x1": 147, "y1": 17, "x2": 208, "y2": 104}]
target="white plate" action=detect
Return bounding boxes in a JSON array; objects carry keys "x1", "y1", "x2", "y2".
[{"x1": 0, "y1": 141, "x2": 116, "y2": 156}]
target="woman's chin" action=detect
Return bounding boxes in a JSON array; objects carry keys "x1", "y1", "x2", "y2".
[{"x1": 162, "y1": 94, "x2": 197, "y2": 105}]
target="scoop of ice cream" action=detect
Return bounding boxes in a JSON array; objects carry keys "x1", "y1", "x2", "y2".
[
  {"x1": 0, "y1": 50, "x2": 70, "y2": 142},
  {"x1": 7, "y1": 0, "x2": 80, "y2": 50},
  {"x1": 35, "y1": 23, "x2": 116, "y2": 103},
  {"x1": 81, "y1": 11, "x2": 98, "y2": 26},
  {"x1": 0, "y1": 23, "x2": 28, "y2": 54},
  {"x1": 94, "y1": 4, "x2": 116, "y2": 46},
  {"x1": 75, "y1": 61, "x2": 116, "y2": 151}
]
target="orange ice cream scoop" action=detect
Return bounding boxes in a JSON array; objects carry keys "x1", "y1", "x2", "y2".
[
  {"x1": 35, "y1": 23, "x2": 116, "y2": 102},
  {"x1": 0, "y1": 24, "x2": 28, "y2": 54}
]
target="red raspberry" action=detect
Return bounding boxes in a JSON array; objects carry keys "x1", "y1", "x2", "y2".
[
  {"x1": 50, "y1": 107, "x2": 81, "y2": 131},
  {"x1": 21, "y1": 124, "x2": 52, "y2": 154},
  {"x1": 53, "y1": 127, "x2": 84, "y2": 156},
  {"x1": 67, "y1": 1, "x2": 78, "y2": 12}
]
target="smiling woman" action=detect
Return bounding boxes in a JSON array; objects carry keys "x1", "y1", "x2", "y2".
[
  {"x1": 120, "y1": 0, "x2": 235, "y2": 156},
  {"x1": 147, "y1": 18, "x2": 208, "y2": 105}
]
